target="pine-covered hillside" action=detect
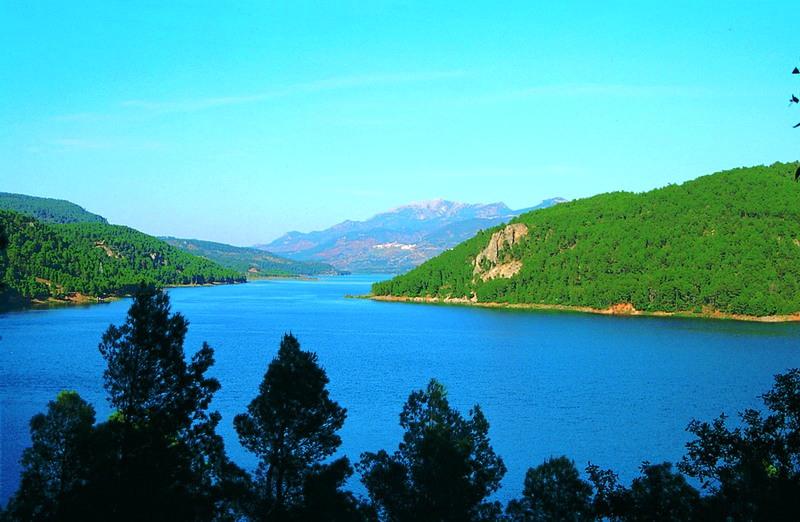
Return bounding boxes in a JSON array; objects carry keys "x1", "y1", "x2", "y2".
[
  {"x1": 0, "y1": 211, "x2": 244, "y2": 306},
  {"x1": 161, "y1": 237, "x2": 343, "y2": 277},
  {"x1": 373, "y1": 163, "x2": 800, "y2": 317},
  {"x1": 0, "y1": 192, "x2": 107, "y2": 224}
]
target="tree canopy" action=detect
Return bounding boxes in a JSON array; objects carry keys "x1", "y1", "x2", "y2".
[
  {"x1": 358, "y1": 379, "x2": 506, "y2": 522},
  {"x1": 506, "y1": 456, "x2": 593, "y2": 522},
  {"x1": 234, "y1": 333, "x2": 354, "y2": 520},
  {"x1": 95, "y1": 286, "x2": 245, "y2": 520},
  {"x1": 2, "y1": 391, "x2": 96, "y2": 521},
  {"x1": 4, "y1": 287, "x2": 247, "y2": 521},
  {"x1": 679, "y1": 368, "x2": 800, "y2": 520},
  {"x1": 0, "y1": 210, "x2": 243, "y2": 305},
  {"x1": 0, "y1": 192, "x2": 107, "y2": 224}
]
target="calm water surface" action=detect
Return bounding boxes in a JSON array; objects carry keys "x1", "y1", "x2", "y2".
[{"x1": 2, "y1": 275, "x2": 800, "y2": 503}]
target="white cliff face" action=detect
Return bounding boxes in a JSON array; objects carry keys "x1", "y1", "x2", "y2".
[{"x1": 473, "y1": 223, "x2": 529, "y2": 281}]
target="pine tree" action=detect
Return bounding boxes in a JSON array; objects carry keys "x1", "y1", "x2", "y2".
[
  {"x1": 3, "y1": 391, "x2": 95, "y2": 521},
  {"x1": 95, "y1": 285, "x2": 242, "y2": 520},
  {"x1": 234, "y1": 333, "x2": 349, "y2": 519},
  {"x1": 359, "y1": 379, "x2": 506, "y2": 522}
]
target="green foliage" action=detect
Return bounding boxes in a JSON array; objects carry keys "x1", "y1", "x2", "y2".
[
  {"x1": 92, "y1": 287, "x2": 247, "y2": 520},
  {"x1": 3, "y1": 289, "x2": 252, "y2": 521},
  {"x1": 161, "y1": 237, "x2": 341, "y2": 278},
  {"x1": 293, "y1": 458, "x2": 373, "y2": 522},
  {"x1": 0, "y1": 192, "x2": 107, "y2": 224},
  {"x1": 358, "y1": 379, "x2": 506, "y2": 522},
  {"x1": 0, "y1": 221, "x2": 7, "y2": 296},
  {"x1": 0, "y1": 211, "x2": 244, "y2": 304},
  {"x1": 679, "y1": 368, "x2": 800, "y2": 520},
  {"x1": 625, "y1": 463, "x2": 700, "y2": 522},
  {"x1": 99, "y1": 287, "x2": 218, "y2": 432},
  {"x1": 374, "y1": 162, "x2": 800, "y2": 317},
  {"x1": 585, "y1": 461, "x2": 699, "y2": 521},
  {"x1": 234, "y1": 333, "x2": 351, "y2": 520},
  {"x1": 3, "y1": 391, "x2": 95, "y2": 521},
  {"x1": 506, "y1": 456, "x2": 593, "y2": 521}
]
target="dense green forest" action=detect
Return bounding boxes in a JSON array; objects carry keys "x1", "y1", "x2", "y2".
[
  {"x1": 0, "y1": 192, "x2": 107, "y2": 224},
  {"x1": 4, "y1": 289, "x2": 800, "y2": 521},
  {"x1": 374, "y1": 162, "x2": 800, "y2": 317},
  {"x1": 0, "y1": 211, "x2": 244, "y2": 305},
  {"x1": 161, "y1": 237, "x2": 343, "y2": 277}
]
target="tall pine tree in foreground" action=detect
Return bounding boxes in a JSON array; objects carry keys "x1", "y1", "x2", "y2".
[
  {"x1": 235, "y1": 333, "x2": 363, "y2": 521},
  {"x1": 94, "y1": 285, "x2": 247, "y2": 521},
  {"x1": 3, "y1": 287, "x2": 248, "y2": 521}
]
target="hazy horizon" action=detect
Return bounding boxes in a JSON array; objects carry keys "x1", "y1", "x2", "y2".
[
  {"x1": 2, "y1": 190, "x2": 569, "y2": 247},
  {"x1": 2, "y1": 1, "x2": 799, "y2": 245}
]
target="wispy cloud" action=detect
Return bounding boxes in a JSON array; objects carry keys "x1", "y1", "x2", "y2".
[
  {"x1": 54, "y1": 112, "x2": 114, "y2": 122},
  {"x1": 516, "y1": 83, "x2": 712, "y2": 97},
  {"x1": 469, "y1": 83, "x2": 714, "y2": 104},
  {"x1": 47, "y1": 138, "x2": 164, "y2": 151},
  {"x1": 50, "y1": 138, "x2": 112, "y2": 149},
  {"x1": 120, "y1": 70, "x2": 467, "y2": 114}
]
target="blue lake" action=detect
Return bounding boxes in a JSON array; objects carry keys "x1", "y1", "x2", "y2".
[{"x1": 2, "y1": 275, "x2": 800, "y2": 504}]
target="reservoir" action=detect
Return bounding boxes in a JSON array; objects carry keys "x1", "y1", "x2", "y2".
[{"x1": 2, "y1": 275, "x2": 799, "y2": 503}]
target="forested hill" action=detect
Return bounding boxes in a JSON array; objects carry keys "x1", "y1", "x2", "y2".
[
  {"x1": 373, "y1": 162, "x2": 800, "y2": 318},
  {"x1": 0, "y1": 211, "x2": 244, "y2": 307},
  {"x1": 0, "y1": 192, "x2": 107, "y2": 224},
  {"x1": 161, "y1": 237, "x2": 343, "y2": 277}
]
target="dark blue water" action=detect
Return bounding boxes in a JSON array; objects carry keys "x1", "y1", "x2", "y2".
[{"x1": 2, "y1": 275, "x2": 800, "y2": 504}]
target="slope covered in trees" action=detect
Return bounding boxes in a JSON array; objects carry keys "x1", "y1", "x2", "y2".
[
  {"x1": 373, "y1": 162, "x2": 800, "y2": 318},
  {"x1": 0, "y1": 211, "x2": 244, "y2": 306},
  {"x1": 161, "y1": 237, "x2": 342, "y2": 278},
  {"x1": 0, "y1": 192, "x2": 107, "y2": 224}
]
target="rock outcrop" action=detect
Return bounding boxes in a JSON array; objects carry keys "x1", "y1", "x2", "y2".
[{"x1": 473, "y1": 223, "x2": 528, "y2": 281}]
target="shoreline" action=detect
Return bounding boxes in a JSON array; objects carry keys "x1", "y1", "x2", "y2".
[
  {"x1": 246, "y1": 275, "x2": 318, "y2": 282},
  {"x1": 4, "y1": 274, "x2": 349, "y2": 313},
  {"x1": 5, "y1": 273, "x2": 346, "y2": 312},
  {"x1": 6, "y1": 280, "x2": 247, "y2": 312},
  {"x1": 367, "y1": 295, "x2": 800, "y2": 323}
]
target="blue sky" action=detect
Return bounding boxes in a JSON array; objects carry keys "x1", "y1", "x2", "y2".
[{"x1": 1, "y1": 1, "x2": 799, "y2": 245}]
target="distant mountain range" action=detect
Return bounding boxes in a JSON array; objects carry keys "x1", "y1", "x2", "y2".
[{"x1": 257, "y1": 198, "x2": 566, "y2": 273}]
